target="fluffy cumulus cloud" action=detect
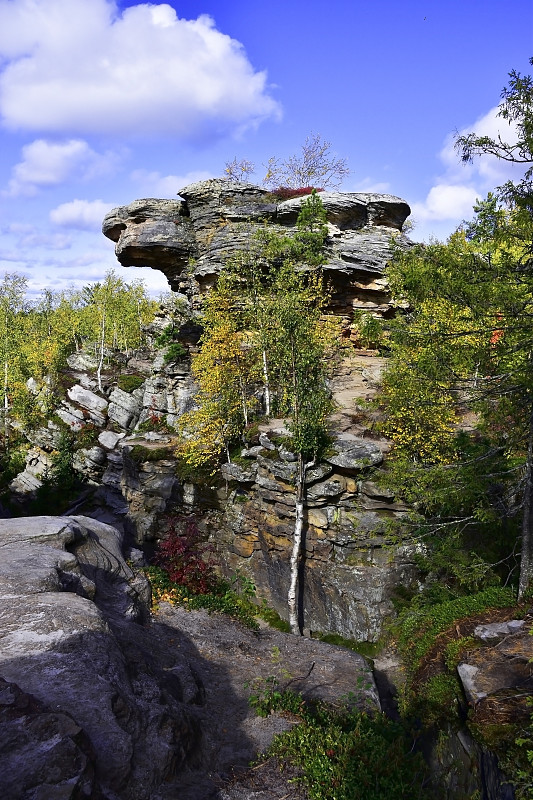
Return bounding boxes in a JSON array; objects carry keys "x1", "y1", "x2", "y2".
[
  {"x1": 50, "y1": 199, "x2": 115, "y2": 230},
  {"x1": 0, "y1": 0, "x2": 281, "y2": 138},
  {"x1": 4, "y1": 138, "x2": 117, "y2": 195},
  {"x1": 413, "y1": 106, "x2": 524, "y2": 229}
]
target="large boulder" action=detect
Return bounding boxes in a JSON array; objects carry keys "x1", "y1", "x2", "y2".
[{"x1": 0, "y1": 516, "x2": 200, "y2": 799}]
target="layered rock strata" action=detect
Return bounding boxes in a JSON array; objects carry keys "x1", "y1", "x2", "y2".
[
  {"x1": 102, "y1": 179, "x2": 412, "y2": 325},
  {"x1": 202, "y1": 427, "x2": 417, "y2": 642}
]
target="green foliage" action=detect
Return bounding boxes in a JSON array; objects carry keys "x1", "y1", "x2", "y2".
[
  {"x1": 443, "y1": 636, "x2": 476, "y2": 670},
  {"x1": 382, "y1": 186, "x2": 533, "y2": 596},
  {"x1": 0, "y1": 438, "x2": 28, "y2": 491},
  {"x1": 117, "y1": 374, "x2": 145, "y2": 393},
  {"x1": 351, "y1": 312, "x2": 385, "y2": 350},
  {"x1": 163, "y1": 341, "x2": 188, "y2": 363},
  {"x1": 314, "y1": 632, "x2": 381, "y2": 659},
  {"x1": 144, "y1": 564, "x2": 261, "y2": 629},
  {"x1": 128, "y1": 445, "x2": 172, "y2": 464},
  {"x1": 396, "y1": 586, "x2": 515, "y2": 669},
  {"x1": 28, "y1": 431, "x2": 83, "y2": 515},
  {"x1": 255, "y1": 693, "x2": 430, "y2": 800},
  {"x1": 178, "y1": 191, "x2": 335, "y2": 473},
  {"x1": 455, "y1": 59, "x2": 533, "y2": 213},
  {"x1": 75, "y1": 422, "x2": 101, "y2": 450}
]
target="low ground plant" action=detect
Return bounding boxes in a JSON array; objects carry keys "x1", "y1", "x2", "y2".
[
  {"x1": 145, "y1": 516, "x2": 288, "y2": 630},
  {"x1": 250, "y1": 687, "x2": 430, "y2": 800}
]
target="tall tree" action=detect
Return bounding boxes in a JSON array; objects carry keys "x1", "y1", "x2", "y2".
[
  {"x1": 82, "y1": 270, "x2": 156, "y2": 391},
  {"x1": 0, "y1": 273, "x2": 27, "y2": 448},
  {"x1": 455, "y1": 58, "x2": 533, "y2": 214},
  {"x1": 383, "y1": 198, "x2": 533, "y2": 598},
  {"x1": 178, "y1": 192, "x2": 335, "y2": 631}
]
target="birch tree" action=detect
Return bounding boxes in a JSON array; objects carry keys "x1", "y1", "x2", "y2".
[
  {"x1": 0, "y1": 273, "x2": 27, "y2": 448},
  {"x1": 178, "y1": 191, "x2": 334, "y2": 632}
]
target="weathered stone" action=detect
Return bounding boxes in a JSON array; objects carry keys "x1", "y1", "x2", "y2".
[
  {"x1": 0, "y1": 516, "x2": 200, "y2": 798},
  {"x1": 360, "y1": 480, "x2": 394, "y2": 501},
  {"x1": 102, "y1": 198, "x2": 197, "y2": 287},
  {"x1": 308, "y1": 508, "x2": 329, "y2": 528},
  {"x1": 108, "y1": 386, "x2": 143, "y2": 429},
  {"x1": 325, "y1": 435, "x2": 383, "y2": 471},
  {"x1": 55, "y1": 401, "x2": 85, "y2": 431},
  {"x1": 458, "y1": 623, "x2": 533, "y2": 705},
  {"x1": 67, "y1": 384, "x2": 108, "y2": 426},
  {"x1": 66, "y1": 351, "x2": 99, "y2": 371},
  {"x1": 98, "y1": 430, "x2": 126, "y2": 449},
  {"x1": 221, "y1": 461, "x2": 258, "y2": 483},
  {"x1": 473, "y1": 619, "x2": 525, "y2": 642},
  {"x1": 102, "y1": 180, "x2": 412, "y2": 322},
  {"x1": 73, "y1": 446, "x2": 107, "y2": 482},
  {"x1": 259, "y1": 432, "x2": 276, "y2": 450}
]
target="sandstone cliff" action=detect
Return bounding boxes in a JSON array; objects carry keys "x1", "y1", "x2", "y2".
[{"x1": 102, "y1": 179, "x2": 412, "y2": 327}]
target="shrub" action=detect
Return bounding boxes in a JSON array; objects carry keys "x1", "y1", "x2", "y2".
[
  {"x1": 163, "y1": 342, "x2": 188, "y2": 364},
  {"x1": 257, "y1": 692, "x2": 430, "y2": 800},
  {"x1": 128, "y1": 445, "x2": 172, "y2": 464},
  {"x1": 117, "y1": 374, "x2": 145, "y2": 393},
  {"x1": 271, "y1": 186, "x2": 324, "y2": 200},
  {"x1": 396, "y1": 586, "x2": 516, "y2": 669},
  {"x1": 154, "y1": 515, "x2": 219, "y2": 595}
]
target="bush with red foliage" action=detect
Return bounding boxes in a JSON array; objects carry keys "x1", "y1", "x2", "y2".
[
  {"x1": 154, "y1": 515, "x2": 219, "y2": 595},
  {"x1": 271, "y1": 186, "x2": 324, "y2": 200}
]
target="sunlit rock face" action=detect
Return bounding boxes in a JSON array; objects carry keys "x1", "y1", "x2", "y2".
[{"x1": 102, "y1": 179, "x2": 411, "y2": 322}]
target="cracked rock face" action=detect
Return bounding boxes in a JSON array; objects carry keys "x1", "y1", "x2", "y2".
[
  {"x1": 102, "y1": 179, "x2": 411, "y2": 321},
  {"x1": 0, "y1": 516, "x2": 200, "y2": 799}
]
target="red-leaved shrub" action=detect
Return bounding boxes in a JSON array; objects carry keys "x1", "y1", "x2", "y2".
[
  {"x1": 271, "y1": 186, "x2": 324, "y2": 200},
  {"x1": 154, "y1": 515, "x2": 218, "y2": 595}
]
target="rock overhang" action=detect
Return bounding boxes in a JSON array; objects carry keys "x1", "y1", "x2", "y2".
[{"x1": 102, "y1": 179, "x2": 412, "y2": 320}]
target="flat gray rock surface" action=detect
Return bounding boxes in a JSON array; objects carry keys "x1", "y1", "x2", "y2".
[{"x1": 0, "y1": 515, "x2": 379, "y2": 800}]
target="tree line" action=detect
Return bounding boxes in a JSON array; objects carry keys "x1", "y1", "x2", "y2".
[
  {"x1": 380, "y1": 59, "x2": 533, "y2": 599},
  {"x1": 0, "y1": 269, "x2": 157, "y2": 441}
]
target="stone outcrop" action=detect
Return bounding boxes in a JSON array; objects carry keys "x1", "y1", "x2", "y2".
[
  {"x1": 202, "y1": 424, "x2": 418, "y2": 642},
  {"x1": 0, "y1": 515, "x2": 379, "y2": 799},
  {"x1": 102, "y1": 179, "x2": 411, "y2": 325},
  {"x1": 0, "y1": 515, "x2": 200, "y2": 798},
  {"x1": 457, "y1": 618, "x2": 533, "y2": 706}
]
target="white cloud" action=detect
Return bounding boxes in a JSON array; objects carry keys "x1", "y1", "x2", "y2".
[
  {"x1": 50, "y1": 199, "x2": 115, "y2": 230},
  {"x1": 0, "y1": 0, "x2": 281, "y2": 138},
  {"x1": 412, "y1": 105, "x2": 526, "y2": 237},
  {"x1": 411, "y1": 184, "x2": 479, "y2": 221},
  {"x1": 130, "y1": 168, "x2": 213, "y2": 197},
  {"x1": 352, "y1": 177, "x2": 391, "y2": 193},
  {"x1": 4, "y1": 138, "x2": 117, "y2": 195}
]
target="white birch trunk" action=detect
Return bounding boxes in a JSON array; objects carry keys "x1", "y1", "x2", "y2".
[
  {"x1": 262, "y1": 350, "x2": 271, "y2": 417},
  {"x1": 96, "y1": 312, "x2": 106, "y2": 394},
  {"x1": 288, "y1": 455, "x2": 314, "y2": 635},
  {"x1": 3, "y1": 358, "x2": 8, "y2": 440}
]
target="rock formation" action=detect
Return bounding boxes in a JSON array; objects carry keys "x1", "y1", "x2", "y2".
[
  {"x1": 9, "y1": 181, "x2": 418, "y2": 642},
  {"x1": 0, "y1": 515, "x2": 379, "y2": 799},
  {"x1": 102, "y1": 179, "x2": 412, "y2": 326}
]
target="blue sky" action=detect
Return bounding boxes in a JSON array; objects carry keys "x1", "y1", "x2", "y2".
[{"x1": 0, "y1": 0, "x2": 531, "y2": 297}]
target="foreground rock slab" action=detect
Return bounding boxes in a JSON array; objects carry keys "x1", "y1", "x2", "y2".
[{"x1": 0, "y1": 516, "x2": 379, "y2": 799}]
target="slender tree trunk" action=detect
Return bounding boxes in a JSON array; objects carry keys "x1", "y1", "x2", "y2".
[
  {"x1": 288, "y1": 453, "x2": 306, "y2": 635},
  {"x1": 97, "y1": 312, "x2": 106, "y2": 393},
  {"x1": 519, "y1": 404, "x2": 533, "y2": 599},
  {"x1": 262, "y1": 350, "x2": 271, "y2": 417},
  {"x1": 3, "y1": 357, "x2": 8, "y2": 449}
]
